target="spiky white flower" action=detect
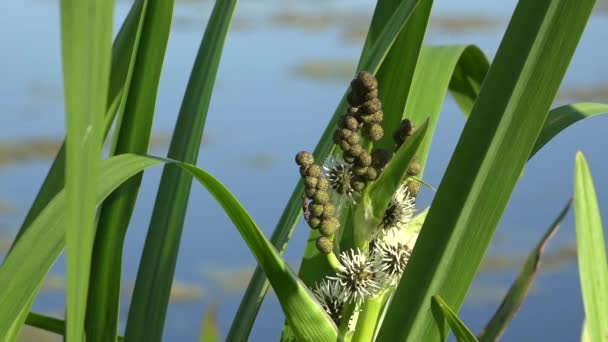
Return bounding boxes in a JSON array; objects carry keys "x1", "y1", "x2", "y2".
[
  {"x1": 313, "y1": 279, "x2": 347, "y2": 324},
  {"x1": 331, "y1": 248, "x2": 383, "y2": 303},
  {"x1": 323, "y1": 157, "x2": 358, "y2": 203},
  {"x1": 379, "y1": 184, "x2": 415, "y2": 231},
  {"x1": 372, "y1": 234, "x2": 412, "y2": 287}
]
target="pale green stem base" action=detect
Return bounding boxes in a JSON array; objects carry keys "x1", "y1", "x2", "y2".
[{"x1": 352, "y1": 295, "x2": 384, "y2": 342}]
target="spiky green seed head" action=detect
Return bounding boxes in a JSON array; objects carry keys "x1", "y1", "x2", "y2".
[
  {"x1": 352, "y1": 179, "x2": 366, "y2": 192},
  {"x1": 313, "y1": 190, "x2": 330, "y2": 204},
  {"x1": 366, "y1": 123, "x2": 384, "y2": 141},
  {"x1": 348, "y1": 144, "x2": 363, "y2": 158},
  {"x1": 295, "y1": 151, "x2": 314, "y2": 166},
  {"x1": 353, "y1": 165, "x2": 368, "y2": 177},
  {"x1": 306, "y1": 164, "x2": 322, "y2": 178},
  {"x1": 322, "y1": 203, "x2": 336, "y2": 218},
  {"x1": 308, "y1": 217, "x2": 321, "y2": 229},
  {"x1": 357, "y1": 151, "x2": 372, "y2": 167},
  {"x1": 371, "y1": 110, "x2": 383, "y2": 123},
  {"x1": 371, "y1": 149, "x2": 390, "y2": 168},
  {"x1": 347, "y1": 132, "x2": 360, "y2": 146},
  {"x1": 352, "y1": 71, "x2": 378, "y2": 92},
  {"x1": 365, "y1": 167, "x2": 378, "y2": 181},
  {"x1": 339, "y1": 140, "x2": 351, "y2": 151},
  {"x1": 408, "y1": 159, "x2": 421, "y2": 176},
  {"x1": 316, "y1": 236, "x2": 333, "y2": 254},
  {"x1": 361, "y1": 98, "x2": 382, "y2": 114},
  {"x1": 305, "y1": 187, "x2": 317, "y2": 198},
  {"x1": 317, "y1": 177, "x2": 329, "y2": 191},
  {"x1": 406, "y1": 180, "x2": 420, "y2": 197},
  {"x1": 320, "y1": 218, "x2": 339, "y2": 236},
  {"x1": 340, "y1": 115, "x2": 359, "y2": 131},
  {"x1": 305, "y1": 176, "x2": 318, "y2": 189}
]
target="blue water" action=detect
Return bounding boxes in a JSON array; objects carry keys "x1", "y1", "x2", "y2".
[{"x1": 1, "y1": 0, "x2": 607, "y2": 340}]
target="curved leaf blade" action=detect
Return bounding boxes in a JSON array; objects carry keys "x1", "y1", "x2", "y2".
[
  {"x1": 478, "y1": 200, "x2": 571, "y2": 341},
  {"x1": 432, "y1": 295, "x2": 478, "y2": 342},
  {"x1": 574, "y1": 152, "x2": 608, "y2": 342}
]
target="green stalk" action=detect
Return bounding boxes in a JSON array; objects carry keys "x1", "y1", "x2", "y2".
[{"x1": 352, "y1": 295, "x2": 384, "y2": 342}]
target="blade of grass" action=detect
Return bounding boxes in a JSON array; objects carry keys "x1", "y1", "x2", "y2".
[
  {"x1": 85, "y1": 0, "x2": 174, "y2": 340},
  {"x1": 200, "y1": 303, "x2": 220, "y2": 342},
  {"x1": 532, "y1": 103, "x2": 608, "y2": 158},
  {"x1": 11, "y1": 0, "x2": 145, "y2": 249},
  {"x1": 478, "y1": 200, "x2": 571, "y2": 341},
  {"x1": 2, "y1": 4, "x2": 146, "y2": 340},
  {"x1": 432, "y1": 295, "x2": 478, "y2": 342},
  {"x1": 0, "y1": 153, "x2": 339, "y2": 341},
  {"x1": 25, "y1": 313, "x2": 126, "y2": 341},
  {"x1": 229, "y1": 1, "x2": 423, "y2": 339},
  {"x1": 574, "y1": 152, "x2": 608, "y2": 342},
  {"x1": 124, "y1": 0, "x2": 238, "y2": 340},
  {"x1": 59, "y1": 1, "x2": 114, "y2": 340},
  {"x1": 376, "y1": 0, "x2": 595, "y2": 340}
]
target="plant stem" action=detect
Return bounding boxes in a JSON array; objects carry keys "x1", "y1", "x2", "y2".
[
  {"x1": 339, "y1": 302, "x2": 358, "y2": 339},
  {"x1": 352, "y1": 295, "x2": 383, "y2": 342},
  {"x1": 327, "y1": 252, "x2": 341, "y2": 271}
]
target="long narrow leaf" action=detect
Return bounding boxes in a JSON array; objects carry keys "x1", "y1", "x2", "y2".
[
  {"x1": 478, "y1": 200, "x2": 571, "y2": 341},
  {"x1": 86, "y1": 0, "x2": 174, "y2": 340},
  {"x1": 124, "y1": 0, "x2": 238, "y2": 340},
  {"x1": 60, "y1": 1, "x2": 114, "y2": 340},
  {"x1": 25, "y1": 313, "x2": 126, "y2": 341},
  {"x1": 432, "y1": 295, "x2": 478, "y2": 342},
  {"x1": 0, "y1": 153, "x2": 338, "y2": 341},
  {"x1": 377, "y1": 1, "x2": 595, "y2": 340},
  {"x1": 574, "y1": 152, "x2": 608, "y2": 342}
]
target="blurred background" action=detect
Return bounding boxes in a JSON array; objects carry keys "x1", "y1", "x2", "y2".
[{"x1": 1, "y1": 0, "x2": 607, "y2": 340}]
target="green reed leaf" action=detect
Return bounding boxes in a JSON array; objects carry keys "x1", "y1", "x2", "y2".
[
  {"x1": 478, "y1": 200, "x2": 571, "y2": 341},
  {"x1": 86, "y1": 0, "x2": 174, "y2": 340},
  {"x1": 59, "y1": 0, "x2": 114, "y2": 340},
  {"x1": 574, "y1": 152, "x2": 608, "y2": 342},
  {"x1": 432, "y1": 295, "x2": 478, "y2": 342},
  {"x1": 377, "y1": 0, "x2": 595, "y2": 340},
  {"x1": 124, "y1": 0, "x2": 237, "y2": 340}
]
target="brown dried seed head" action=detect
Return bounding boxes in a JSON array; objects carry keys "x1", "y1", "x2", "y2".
[
  {"x1": 371, "y1": 149, "x2": 390, "y2": 168},
  {"x1": 305, "y1": 187, "x2": 316, "y2": 198},
  {"x1": 407, "y1": 180, "x2": 421, "y2": 197},
  {"x1": 341, "y1": 115, "x2": 359, "y2": 131},
  {"x1": 299, "y1": 165, "x2": 309, "y2": 177},
  {"x1": 359, "y1": 113, "x2": 375, "y2": 124},
  {"x1": 308, "y1": 217, "x2": 321, "y2": 229},
  {"x1": 353, "y1": 71, "x2": 378, "y2": 92},
  {"x1": 339, "y1": 140, "x2": 351, "y2": 151},
  {"x1": 353, "y1": 165, "x2": 368, "y2": 177},
  {"x1": 352, "y1": 179, "x2": 366, "y2": 192},
  {"x1": 348, "y1": 144, "x2": 363, "y2": 157},
  {"x1": 306, "y1": 164, "x2": 321, "y2": 177},
  {"x1": 304, "y1": 176, "x2": 318, "y2": 189},
  {"x1": 371, "y1": 110, "x2": 383, "y2": 123},
  {"x1": 316, "y1": 236, "x2": 333, "y2": 254},
  {"x1": 295, "y1": 151, "x2": 314, "y2": 166},
  {"x1": 319, "y1": 218, "x2": 340, "y2": 236},
  {"x1": 365, "y1": 88, "x2": 379, "y2": 100},
  {"x1": 361, "y1": 98, "x2": 382, "y2": 114},
  {"x1": 347, "y1": 132, "x2": 361, "y2": 145},
  {"x1": 343, "y1": 153, "x2": 356, "y2": 164},
  {"x1": 310, "y1": 204, "x2": 324, "y2": 217},
  {"x1": 366, "y1": 123, "x2": 384, "y2": 142},
  {"x1": 408, "y1": 159, "x2": 421, "y2": 176},
  {"x1": 357, "y1": 151, "x2": 372, "y2": 167},
  {"x1": 347, "y1": 90, "x2": 364, "y2": 107},
  {"x1": 316, "y1": 177, "x2": 329, "y2": 191},
  {"x1": 322, "y1": 203, "x2": 336, "y2": 218},
  {"x1": 365, "y1": 167, "x2": 378, "y2": 181},
  {"x1": 313, "y1": 190, "x2": 330, "y2": 204},
  {"x1": 339, "y1": 128, "x2": 353, "y2": 139}
]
